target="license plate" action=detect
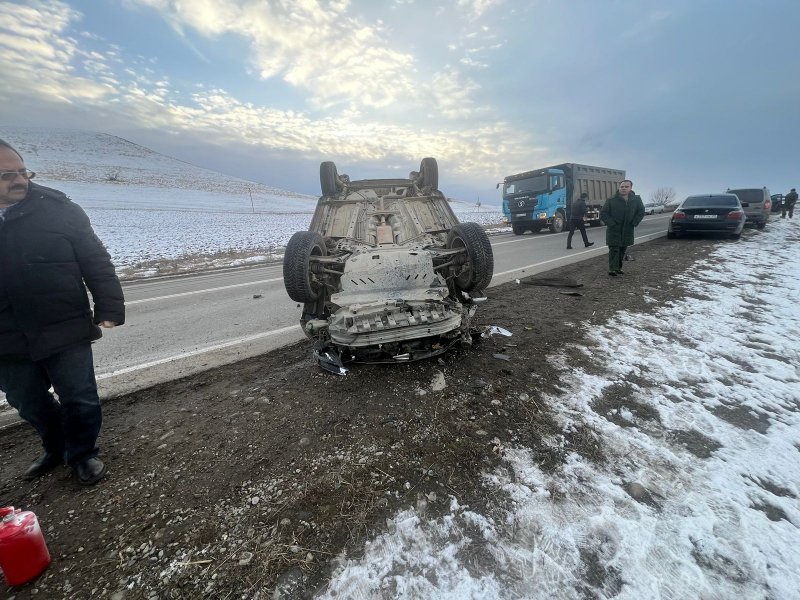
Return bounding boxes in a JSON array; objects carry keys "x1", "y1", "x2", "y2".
[
  {"x1": 693, "y1": 214, "x2": 717, "y2": 219},
  {"x1": 515, "y1": 213, "x2": 526, "y2": 218}
]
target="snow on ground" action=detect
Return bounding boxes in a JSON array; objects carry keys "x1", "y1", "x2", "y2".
[
  {"x1": 320, "y1": 222, "x2": 800, "y2": 599},
  {"x1": 0, "y1": 127, "x2": 503, "y2": 273}
]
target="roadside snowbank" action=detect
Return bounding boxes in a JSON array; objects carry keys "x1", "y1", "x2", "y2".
[{"x1": 321, "y1": 221, "x2": 800, "y2": 598}]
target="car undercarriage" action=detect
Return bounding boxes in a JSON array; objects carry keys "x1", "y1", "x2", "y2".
[{"x1": 283, "y1": 158, "x2": 494, "y2": 373}]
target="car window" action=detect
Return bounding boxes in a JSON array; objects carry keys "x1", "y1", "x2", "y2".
[
  {"x1": 728, "y1": 189, "x2": 763, "y2": 204},
  {"x1": 682, "y1": 196, "x2": 739, "y2": 208}
]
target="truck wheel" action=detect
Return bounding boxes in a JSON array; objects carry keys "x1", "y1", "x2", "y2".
[
  {"x1": 549, "y1": 211, "x2": 565, "y2": 233},
  {"x1": 320, "y1": 161, "x2": 339, "y2": 197},
  {"x1": 419, "y1": 157, "x2": 438, "y2": 190},
  {"x1": 284, "y1": 231, "x2": 327, "y2": 302},
  {"x1": 512, "y1": 223, "x2": 526, "y2": 235},
  {"x1": 447, "y1": 222, "x2": 494, "y2": 292}
]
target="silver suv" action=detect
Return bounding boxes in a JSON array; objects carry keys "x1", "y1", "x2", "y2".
[
  {"x1": 283, "y1": 158, "x2": 494, "y2": 372},
  {"x1": 726, "y1": 187, "x2": 771, "y2": 229}
]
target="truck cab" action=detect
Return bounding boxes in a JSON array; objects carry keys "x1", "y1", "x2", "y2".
[{"x1": 501, "y1": 168, "x2": 568, "y2": 235}]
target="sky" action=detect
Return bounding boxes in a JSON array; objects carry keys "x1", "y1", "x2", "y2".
[{"x1": 0, "y1": 0, "x2": 798, "y2": 204}]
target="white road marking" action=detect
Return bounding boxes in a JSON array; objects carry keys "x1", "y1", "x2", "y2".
[
  {"x1": 491, "y1": 231, "x2": 664, "y2": 278},
  {"x1": 95, "y1": 324, "x2": 301, "y2": 379},
  {"x1": 126, "y1": 277, "x2": 284, "y2": 305}
]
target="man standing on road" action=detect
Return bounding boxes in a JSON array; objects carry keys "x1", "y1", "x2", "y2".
[
  {"x1": 783, "y1": 188, "x2": 797, "y2": 219},
  {"x1": 0, "y1": 139, "x2": 124, "y2": 486},
  {"x1": 566, "y1": 192, "x2": 595, "y2": 250},
  {"x1": 600, "y1": 180, "x2": 645, "y2": 277}
]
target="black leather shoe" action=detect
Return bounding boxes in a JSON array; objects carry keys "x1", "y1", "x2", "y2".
[
  {"x1": 74, "y1": 457, "x2": 107, "y2": 486},
  {"x1": 616, "y1": 270, "x2": 625, "y2": 275},
  {"x1": 24, "y1": 452, "x2": 63, "y2": 480},
  {"x1": 566, "y1": 245, "x2": 573, "y2": 249},
  {"x1": 608, "y1": 271, "x2": 618, "y2": 277},
  {"x1": 585, "y1": 242, "x2": 595, "y2": 247}
]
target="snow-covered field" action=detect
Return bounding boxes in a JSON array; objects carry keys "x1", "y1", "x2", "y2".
[
  {"x1": 0, "y1": 127, "x2": 502, "y2": 275},
  {"x1": 320, "y1": 222, "x2": 800, "y2": 599}
]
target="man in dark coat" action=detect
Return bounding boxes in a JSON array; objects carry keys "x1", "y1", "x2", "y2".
[
  {"x1": 783, "y1": 188, "x2": 797, "y2": 219},
  {"x1": 0, "y1": 139, "x2": 125, "y2": 485},
  {"x1": 566, "y1": 192, "x2": 595, "y2": 250},
  {"x1": 600, "y1": 180, "x2": 645, "y2": 276}
]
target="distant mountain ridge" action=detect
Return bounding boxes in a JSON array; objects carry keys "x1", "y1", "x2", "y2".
[{"x1": 0, "y1": 126, "x2": 309, "y2": 199}]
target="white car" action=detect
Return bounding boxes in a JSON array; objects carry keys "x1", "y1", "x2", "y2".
[
  {"x1": 283, "y1": 158, "x2": 494, "y2": 372},
  {"x1": 644, "y1": 202, "x2": 665, "y2": 215}
]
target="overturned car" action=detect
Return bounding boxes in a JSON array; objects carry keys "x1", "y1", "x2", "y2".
[{"x1": 283, "y1": 158, "x2": 494, "y2": 372}]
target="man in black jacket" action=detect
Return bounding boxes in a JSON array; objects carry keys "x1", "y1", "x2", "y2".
[
  {"x1": 0, "y1": 139, "x2": 125, "y2": 485},
  {"x1": 783, "y1": 188, "x2": 797, "y2": 219},
  {"x1": 566, "y1": 192, "x2": 595, "y2": 250}
]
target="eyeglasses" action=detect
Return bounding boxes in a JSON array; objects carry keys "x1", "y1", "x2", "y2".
[{"x1": 0, "y1": 169, "x2": 36, "y2": 182}]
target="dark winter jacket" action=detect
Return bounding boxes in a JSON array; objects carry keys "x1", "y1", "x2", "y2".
[
  {"x1": 786, "y1": 191, "x2": 798, "y2": 207},
  {"x1": 0, "y1": 183, "x2": 124, "y2": 360},
  {"x1": 570, "y1": 197, "x2": 588, "y2": 221},
  {"x1": 600, "y1": 192, "x2": 645, "y2": 247}
]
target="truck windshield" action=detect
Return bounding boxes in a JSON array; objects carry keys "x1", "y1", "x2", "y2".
[{"x1": 504, "y1": 175, "x2": 548, "y2": 196}]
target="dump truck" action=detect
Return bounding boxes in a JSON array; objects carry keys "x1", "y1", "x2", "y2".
[{"x1": 499, "y1": 163, "x2": 626, "y2": 235}]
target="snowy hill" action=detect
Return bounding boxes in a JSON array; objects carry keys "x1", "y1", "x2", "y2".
[{"x1": 0, "y1": 126, "x2": 316, "y2": 212}]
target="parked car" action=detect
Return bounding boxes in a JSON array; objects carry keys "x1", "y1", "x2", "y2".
[
  {"x1": 283, "y1": 158, "x2": 494, "y2": 373},
  {"x1": 667, "y1": 194, "x2": 746, "y2": 240},
  {"x1": 643, "y1": 201, "x2": 665, "y2": 215},
  {"x1": 726, "y1": 187, "x2": 771, "y2": 229},
  {"x1": 770, "y1": 194, "x2": 784, "y2": 213}
]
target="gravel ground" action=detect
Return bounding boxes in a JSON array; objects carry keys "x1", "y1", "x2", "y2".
[{"x1": 0, "y1": 236, "x2": 722, "y2": 598}]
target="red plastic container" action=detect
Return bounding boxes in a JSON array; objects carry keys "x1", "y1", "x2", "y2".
[{"x1": 0, "y1": 506, "x2": 51, "y2": 586}]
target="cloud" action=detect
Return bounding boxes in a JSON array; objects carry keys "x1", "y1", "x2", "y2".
[
  {"x1": 0, "y1": 1, "x2": 542, "y2": 185},
  {"x1": 456, "y1": 0, "x2": 503, "y2": 20},
  {"x1": 129, "y1": 0, "x2": 418, "y2": 111}
]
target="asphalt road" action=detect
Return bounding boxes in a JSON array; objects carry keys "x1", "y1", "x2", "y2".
[{"x1": 0, "y1": 214, "x2": 672, "y2": 426}]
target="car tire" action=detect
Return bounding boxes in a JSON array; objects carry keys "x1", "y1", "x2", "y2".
[
  {"x1": 511, "y1": 223, "x2": 525, "y2": 235},
  {"x1": 667, "y1": 231, "x2": 677, "y2": 239},
  {"x1": 756, "y1": 221, "x2": 766, "y2": 230},
  {"x1": 283, "y1": 231, "x2": 327, "y2": 303},
  {"x1": 447, "y1": 222, "x2": 494, "y2": 292},
  {"x1": 419, "y1": 157, "x2": 438, "y2": 190},
  {"x1": 320, "y1": 161, "x2": 339, "y2": 197},
  {"x1": 549, "y1": 210, "x2": 565, "y2": 233}
]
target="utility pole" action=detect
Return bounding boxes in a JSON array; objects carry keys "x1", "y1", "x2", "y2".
[{"x1": 248, "y1": 187, "x2": 255, "y2": 214}]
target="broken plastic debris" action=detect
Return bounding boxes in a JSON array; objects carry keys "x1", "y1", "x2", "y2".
[
  {"x1": 314, "y1": 349, "x2": 348, "y2": 375},
  {"x1": 493, "y1": 353, "x2": 511, "y2": 361},
  {"x1": 481, "y1": 325, "x2": 512, "y2": 338}
]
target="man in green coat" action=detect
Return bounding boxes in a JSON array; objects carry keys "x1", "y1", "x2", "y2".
[{"x1": 600, "y1": 180, "x2": 645, "y2": 276}]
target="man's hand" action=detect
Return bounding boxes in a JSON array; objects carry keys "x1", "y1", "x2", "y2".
[{"x1": 100, "y1": 321, "x2": 116, "y2": 329}]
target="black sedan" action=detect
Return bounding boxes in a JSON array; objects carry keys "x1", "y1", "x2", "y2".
[{"x1": 667, "y1": 194, "x2": 746, "y2": 240}]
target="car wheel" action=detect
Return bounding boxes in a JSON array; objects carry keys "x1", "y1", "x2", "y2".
[
  {"x1": 419, "y1": 157, "x2": 438, "y2": 190},
  {"x1": 447, "y1": 222, "x2": 494, "y2": 292},
  {"x1": 756, "y1": 221, "x2": 766, "y2": 230},
  {"x1": 511, "y1": 223, "x2": 525, "y2": 235},
  {"x1": 549, "y1": 210, "x2": 565, "y2": 233},
  {"x1": 320, "y1": 161, "x2": 339, "y2": 197},
  {"x1": 283, "y1": 231, "x2": 327, "y2": 303},
  {"x1": 667, "y1": 231, "x2": 677, "y2": 239}
]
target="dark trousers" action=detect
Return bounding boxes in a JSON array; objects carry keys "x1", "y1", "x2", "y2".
[
  {"x1": 782, "y1": 203, "x2": 795, "y2": 218},
  {"x1": 0, "y1": 343, "x2": 101, "y2": 465},
  {"x1": 608, "y1": 246, "x2": 628, "y2": 273},
  {"x1": 566, "y1": 219, "x2": 589, "y2": 247}
]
